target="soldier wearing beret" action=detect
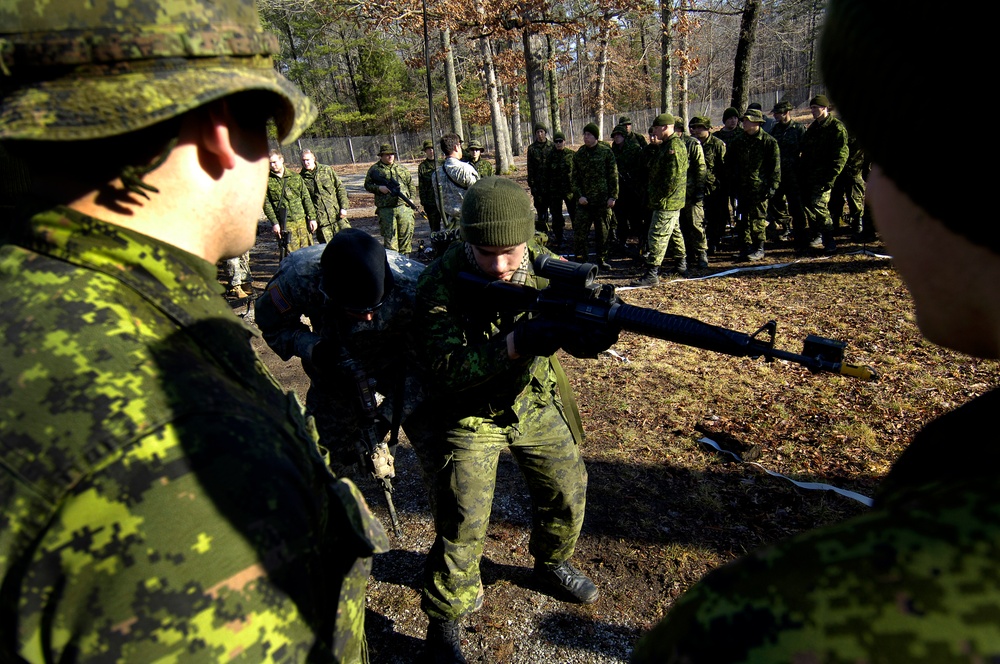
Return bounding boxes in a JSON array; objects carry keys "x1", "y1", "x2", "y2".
[{"x1": 0, "y1": 0, "x2": 386, "y2": 660}]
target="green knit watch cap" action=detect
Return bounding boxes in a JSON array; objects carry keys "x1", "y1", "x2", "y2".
[
  {"x1": 533, "y1": 122, "x2": 548, "y2": 133},
  {"x1": 553, "y1": 130, "x2": 566, "y2": 141},
  {"x1": 378, "y1": 143, "x2": 396, "y2": 155},
  {"x1": 0, "y1": 0, "x2": 315, "y2": 144},
  {"x1": 810, "y1": 94, "x2": 831, "y2": 107},
  {"x1": 689, "y1": 116, "x2": 711, "y2": 129},
  {"x1": 652, "y1": 113, "x2": 675, "y2": 127},
  {"x1": 618, "y1": 115, "x2": 632, "y2": 124},
  {"x1": 741, "y1": 108, "x2": 766, "y2": 123},
  {"x1": 722, "y1": 107, "x2": 740, "y2": 121},
  {"x1": 460, "y1": 177, "x2": 534, "y2": 247},
  {"x1": 772, "y1": 100, "x2": 793, "y2": 113},
  {"x1": 422, "y1": 139, "x2": 435, "y2": 150},
  {"x1": 582, "y1": 122, "x2": 599, "y2": 137}
]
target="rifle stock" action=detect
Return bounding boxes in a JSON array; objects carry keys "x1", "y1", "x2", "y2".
[{"x1": 461, "y1": 255, "x2": 878, "y2": 381}]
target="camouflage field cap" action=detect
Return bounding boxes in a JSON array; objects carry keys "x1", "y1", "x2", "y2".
[
  {"x1": 741, "y1": 108, "x2": 766, "y2": 123},
  {"x1": 422, "y1": 139, "x2": 434, "y2": 150},
  {"x1": 467, "y1": 139, "x2": 483, "y2": 150},
  {"x1": 378, "y1": 143, "x2": 395, "y2": 155},
  {"x1": 0, "y1": 0, "x2": 316, "y2": 143}
]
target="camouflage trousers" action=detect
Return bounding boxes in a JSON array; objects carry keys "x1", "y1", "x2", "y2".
[
  {"x1": 646, "y1": 209, "x2": 684, "y2": 268},
  {"x1": 545, "y1": 196, "x2": 576, "y2": 243},
  {"x1": 769, "y1": 177, "x2": 806, "y2": 234},
  {"x1": 225, "y1": 251, "x2": 251, "y2": 287},
  {"x1": 316, "y1": 217, "x2": 352, "y2": 244},
  {"x1": 572, "y1": 202, "x2": 612, "y2": 262},
  {"x1": 419, "y1": 397, "x2": 587, "y2": 621},
  {"x1": 735, "y1": 194, "x2": 768, "y2": 246},
  {"x1": 531, "y1": 187, "x2": 550, "y2": 233},
  {"x1": 424, "y1": 205, "x2": 442, "y2": 233},
  {"x1": 285, "y1": 219, "x2": 314, "y2": 253},
  {"x1": 376, "y1": 205, "x2": 414, "y2": 254},
  {"x1": 830, "y1": 171, "x2": 865, "y2": 229},
  {"x1": 801, "y1": 185, "x2": 834, "y2": 238},
  {"x1": 704, "y1": 193, "x2": 730, "y2": 249},
  {"x1": 680, "y1": 200, "x2": 707, "y2": 257}
]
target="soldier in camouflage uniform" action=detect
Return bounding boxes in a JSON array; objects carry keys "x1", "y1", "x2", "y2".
[
  {"x1": 464, "y1": 139, "x2": 495, "y2": 178},
  {"x1": 265, "y1": 150, "x2": 317, "y2": 253},
  {"x1": 572, "y1": 122, "x2": 619, "y2": 270},
  {"x1": 610, "y1": 124, "x2": 644, "y2": 252},
  {"x1": 418, "y1": 139, "x2": 443, "y2": 233},
  {"x1": 829, "y1": 130, "x2": 866, "y2": 234},
  {"x1": 527, "y1": 123, "x2": 553, "y2": 232},
  {"x1": 675, "y1": 118, "x2": 709, "y2": 268},
  {"x1": 224, "y1": 251, "x2": 253, "y2": 299},
  {"x1": 255, "y1": 229, "x2": 427, "y2": 473},
  {"x1": 767, "y1": 100, "x2": 806, "y2": 247},
  {"x1": 798, "y1": 94, "x2": 849, "y2": 253},
  {"x1": 633, "y1": 3, "x2": 1000, "y2": 660},
  {"x1": 690, "y1": 116, "x2": 728, "y2": 256},
  {"x1": 725, "y1": 108, "x2": 780, "y2": 261},
  {"x1": 544, "y1": 130, "x2": 576, "y2": 248},
  {"x1": 714, "y1": 107, "x2": 744, "y2": 147},
  {"x1": 364, "y1": 143, "x2": 415, "y2": 253},
  {"x1": 301, "y1": 148, "x2": 350, "y2": 243},
  {"x1": 0, "y1": 0, "x2": 387, "y2": 661},
  {"x1": 632, "y1": 113, "x2": 688, "y2": 287},
  {"x1": 619, "y1": 115, "x2": 648, "y2": 149},
  {"x1": 415, "y1": 177, "x2": 617, "y2": 663}
]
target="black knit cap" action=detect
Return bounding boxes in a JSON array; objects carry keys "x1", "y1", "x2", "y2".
[
  {"x1": 723, "y1": 107, "x2": 739, "y2": 121},
  {"x1": 320, "y1": 228, "x2": 395, "y2": 311},
  {"x1": 460, "y1": 177, "x2": 535, "y2": 247}
]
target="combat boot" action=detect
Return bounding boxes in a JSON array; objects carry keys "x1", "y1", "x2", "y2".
[
  {"x1": 696, "y1": 250, "x2": 709, "y2": 269},
  {"x1": 533, "y1": 561, "x2": 600, "y2": 604},
  {"x1": 631, "y1": 266, "x2": 659, "y2": 287},
  {"x1": 747, "y1": 243, "x2": 765, "y2": 261},
  {"x1": 228, "y1": 285, "x2": 250, "y2": 299},
  {"x1": 672, "y1": 257, "x2": 688, "y2": 276},
  {"x1": 425, "y1": 617, "x2": 467, "y2": 664}
]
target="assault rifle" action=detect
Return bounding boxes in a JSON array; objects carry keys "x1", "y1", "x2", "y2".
[
  {"x1": 276, "y1": 206, "x2": 291, "y2": 261},
  {"x1": 369, "y1": 168, "x2": 418, "y2": 210},
  {"x1": 340, "y1": 349, "x2": 403, "y2": 537},
  {"x1": 461, "y1": 255, "x2": 878, "y2": 381}
]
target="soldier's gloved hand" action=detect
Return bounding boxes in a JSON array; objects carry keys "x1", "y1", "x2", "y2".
[
  {"x1": 511, "y1": 317, "x2": 569, "y2": 358},
  {"x1": 310, "y1": 340, "x2": 340, "y2": 372},
  {"x1": 559, "y1": 322, "x2": 620, "y2": 359}
]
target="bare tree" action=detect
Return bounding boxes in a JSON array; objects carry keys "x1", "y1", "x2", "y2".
[{"x1": 730, "y1": 0, "x2": 760, "y2": 112}]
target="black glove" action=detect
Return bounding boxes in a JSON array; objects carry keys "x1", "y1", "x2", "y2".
[
  {"x1": 560, "y1": 322, "x2": 620, "y2": 359},
  {"x1": 310, "y1": 340, "x2": 341, "y2": 372},
  {"x1": 511, "y1": 317, "x2": 566, "y2": 358}
]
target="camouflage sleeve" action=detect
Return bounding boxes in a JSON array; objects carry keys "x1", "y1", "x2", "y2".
[
  {"x1": 297, "y1": 176, "x2": 316, "y2": 220},
  {"x1": 769, "y1": 137, "x2": 781, "y2": 194},
  {"x1": 607, "y1": 149, "x2": 619, "y2": 200},
  {"x1": 263, "y1": 184, "x2": 278, "y2": 226},
  {"x1": 415, "y1": 257, "x2": 522, "y2": 393},
  {"x1": 12, "y1": 414, "x2": 383, "y2": 663},
  {"x1": 333, "y1": 171, "x2": 349, "y2": 211},
  {"x1": 363, "y1": 165, "x2": 379, "y2": 195},
  {"x1": 255, "y1": 282, "x2": 320, "y2": 362},
  {"x1": 399, "y1": 165, "x2": 414, "y2": 198},
  {"x1": 691, "y1": 142, "x2": 707, "y2": 199}
]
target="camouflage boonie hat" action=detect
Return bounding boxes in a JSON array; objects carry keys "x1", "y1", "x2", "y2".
[
  {"x1": 618, "y1": 115, "x2": 632, "y2": 125},
  {"x1": 741, "y1": 108, "x2": 766, "y2": 123},
  {"x1": 610, "y1": 124, "x2": 626, "y2": 137},
  {"x1": 689, "y1": 116, "x2": 711, "y2": 129},
  {"x1": 0, "y1": 0, "x2": 316, "y2": 144},
  {"x1": 467, "y1": 139, "x2": 483, "y2": 150},
  {"x1": 422, "y1": 139, "x2": 434, "y2": 150},
  {"x1": 378, "y1": 143, "x2": 396, "y2": 155},
  {"x1": 772, "y1": 100, "x2": 793, "y2": 114}
]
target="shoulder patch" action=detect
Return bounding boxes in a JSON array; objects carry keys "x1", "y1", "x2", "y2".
[{"x1": 267, "y1": 285, "x2": 293, "y2": 314}]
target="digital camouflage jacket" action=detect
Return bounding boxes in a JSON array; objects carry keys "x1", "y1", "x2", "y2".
[
  {"x1": 645, "y1": 134, "x2": 688, "y2": 211},
  {"x1": 418, "y1": 156, "x2": 439, "y2": 210},
  {"x1": 769, "y1": 119, "x2": 806, "y2": 174},
  {"x1": 697, "y1": 133, "x2": 727, "y2": 198},
  {"x1": 611, "y1": 139, "x2": 643, "y2": 199},
  {"x1": 264, "y1": 168, "x2": 315, "y2": 227},
  {"x1": 527, "y1": 138, "x2": 553, "y2": 196},
  {"x1": 465, "y1": 156, "x2": 495, "y2": 178},
  {"x1": 632, "y1": 387, "x2": 1000, "y2": 663},
  {"x1": 680, "y1": 133, "x2": 707, "y2": 203},
  {"x1": 725, "y1": 128, "x2": 781, "y2": 201},
  {"x1": 301, "y1": 163, "x2": 350, "y2": 240},
  {"x1": 364, "y1": 160, "x2": 413, "y2": 209},
  {"x1": 0, "y1": 205, "x2": 387, "y2": 663},
  {"x1": 414, "y1": 240, "x2": 562, "y2": 423},
  {"x1": 798, "y1": 113, "x2": 849, "y2": 193},
  {"x1": 572, "y1": 142, "x2": 619, "y2": 204},
  {"x1": 545, "y1": 146, "x2": 576, "y2": 202}
]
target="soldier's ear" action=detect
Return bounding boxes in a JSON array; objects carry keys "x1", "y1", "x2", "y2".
[{"x1": 195, "y1": 100, "x2": 242, "y2": 172}]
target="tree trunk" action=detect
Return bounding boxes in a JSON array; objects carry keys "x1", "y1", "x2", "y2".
[
  {"x1": 479, "y1": 34, "x2": 513, "y2": 173},
  {"x1": 523, "y1": 29, "x2": 551, "y2": 131},
  {"x1": 441, "y1": 28, "x2": 463, "y2": 135},
  {"x1": 660, "y1": 0, "x2": 673, "y2": 114},
  {"x1": 639, "y1": 17, "x2": 653, "y2": 109},
  {"x1": 594, "y1": 10, "x2": 611, "y2": 139},
  {"x1": 510, "y1": 84, "x2": 524, "y2": 156},
  {"x1": 731, "y1": 0, "x2": 761, "y2": 112},
  {"x1": 547, "y1": 35, "x2": 562, "y2": 133},
  {"x1": 678, "y1": 0, "x2": 690, "y2": 121}
]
